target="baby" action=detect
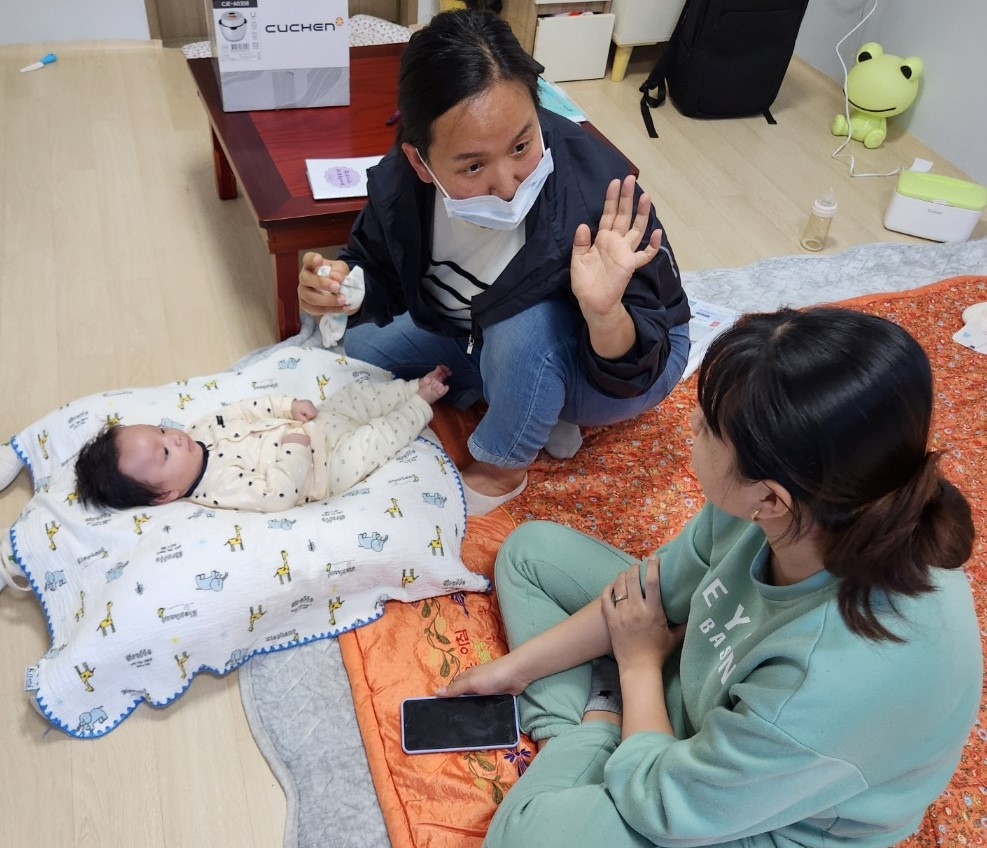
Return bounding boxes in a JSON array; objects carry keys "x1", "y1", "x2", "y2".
[{"x1": 75, "y1": 366, "x2": 451, "y2": 513}]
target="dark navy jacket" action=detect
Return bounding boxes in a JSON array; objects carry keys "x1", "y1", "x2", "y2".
[{"x1": 338, "y1": 108, "x2": 691, "y2": 398}]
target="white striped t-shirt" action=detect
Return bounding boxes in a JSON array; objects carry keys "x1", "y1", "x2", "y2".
[{"x1": 421, "y1": 192, "x2": 525, "y2": 330}]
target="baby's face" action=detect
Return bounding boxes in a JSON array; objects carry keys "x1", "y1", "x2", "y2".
[{"x1": 116, "y1": 425, "x2": 204, "y2": 504}]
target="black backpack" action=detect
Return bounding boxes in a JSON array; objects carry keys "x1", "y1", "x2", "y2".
[{"x1": 640, "y1": 0, "x2": 810, "y2": 137}]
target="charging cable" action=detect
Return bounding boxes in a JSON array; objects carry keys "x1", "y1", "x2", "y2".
[{"x1": 831, "y1": 0, "x2": 902, "y2": 179}]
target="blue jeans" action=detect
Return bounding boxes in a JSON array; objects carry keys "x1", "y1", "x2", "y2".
[{"x1": 345, "y1": 301, "x2": 690, "y2": 469}]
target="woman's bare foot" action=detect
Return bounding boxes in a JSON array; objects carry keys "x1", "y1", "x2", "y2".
[{"x1": 417, "y1": 364, "x2": 452, "y2": 405}]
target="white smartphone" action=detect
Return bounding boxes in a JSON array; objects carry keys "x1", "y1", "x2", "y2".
[{"x1": 400, "y1": 694, "x2": 520, "y2": 755}]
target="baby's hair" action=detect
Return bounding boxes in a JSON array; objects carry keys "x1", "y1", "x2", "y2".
[
  {"x1": 75, "y1": 426, "x2": 159, "y2": 511},
  {"x1": 698, "y1": 306, "x2": 974, "y2": 641}
]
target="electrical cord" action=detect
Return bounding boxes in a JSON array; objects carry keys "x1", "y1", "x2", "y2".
[{"x1": 831, "y1": 0, "x2": 902, "y2": 178}]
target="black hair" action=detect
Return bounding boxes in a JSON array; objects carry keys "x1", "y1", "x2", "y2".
[
  {"x1": 697, "y1": 306, "x2": 974, "y2": 642},
  {"x1": 75, "y1": 426, "x2": 158, "y2": 511},
  {"x1": 465, "y1": 0, "x2": 503, "y2": 11},
  {"x1": 397, "y1": 9, "x2": 542, "y2": 156}
]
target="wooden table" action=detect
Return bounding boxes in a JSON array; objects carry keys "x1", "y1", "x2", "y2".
[
  {"x1": 188, "y1": 44, "x2": 637, "y2": 340},
  {"x1": 188, "y1": 45, "x2": 406, "y2": 339}
]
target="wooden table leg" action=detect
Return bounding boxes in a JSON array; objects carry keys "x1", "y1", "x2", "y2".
[
  {"x1": 611, "y1": 44, "x2": 634, "y2": 82},
  {"x1": 274, "y1": 251, "x2": 302, "y2": 340},
  {"x1": 212, "y1": 129, "x2": 238, "y2": 200}
]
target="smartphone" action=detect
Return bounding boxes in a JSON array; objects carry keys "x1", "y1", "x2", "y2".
[{"x1": 400, "y1": 694, "x2": 520, "y2": 755}]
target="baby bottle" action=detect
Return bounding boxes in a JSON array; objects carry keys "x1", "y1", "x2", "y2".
[{"x1": 799, "y1": 188, "x2": 838, "y2": 252}]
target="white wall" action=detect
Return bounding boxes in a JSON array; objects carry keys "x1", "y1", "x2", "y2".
[
  {"x1": 795, "y1": 0, "x2": 987, "y2": 185},
  {"x1": 0, "y1": 0, "x2": 149, "y2": 46}
]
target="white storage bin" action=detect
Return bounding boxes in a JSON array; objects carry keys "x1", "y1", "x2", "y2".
[
  {"x1": 611, "y1": 0, "x2": 681, "y2": 45},
  {"x1": 533, "y1": 12, "x2": 616, "y2": 81}
]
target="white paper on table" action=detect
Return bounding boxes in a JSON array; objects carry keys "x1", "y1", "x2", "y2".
[{"x1": 306, "y1": 155, "x2": 385, "y2": 200}]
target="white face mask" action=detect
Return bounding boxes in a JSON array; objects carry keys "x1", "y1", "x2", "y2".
[{"x1": 417, "y1": 132, "x2": 555, "y2": 231}]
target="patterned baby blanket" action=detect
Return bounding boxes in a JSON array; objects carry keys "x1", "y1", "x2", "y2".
[{"x1": 1, "y1": 347, "x2": 488, "y2": 737}]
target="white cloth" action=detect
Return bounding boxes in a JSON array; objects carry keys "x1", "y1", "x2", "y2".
[
  {"x1": 953, "y1": 300, "x2": 987, "y2": 354},
  {"x1": 319, "y1": 266, "x2": 366, "y2": 347}
]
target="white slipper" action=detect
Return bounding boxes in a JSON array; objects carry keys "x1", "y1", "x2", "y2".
[{"x1": 462, "y1": 475, "x2": 528, "y2": 516}]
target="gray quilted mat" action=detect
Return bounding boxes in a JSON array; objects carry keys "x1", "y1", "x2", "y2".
[{"x1": 239, "y1": 638, "x2": 389, "y2": 848}]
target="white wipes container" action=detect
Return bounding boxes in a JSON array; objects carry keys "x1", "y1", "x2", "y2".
[{"x1": 884, "y1": 171, "x2": 986, "y2": 243}]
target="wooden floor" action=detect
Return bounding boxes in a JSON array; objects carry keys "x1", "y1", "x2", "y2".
[{"x1": 0, "y1": 40, "x2": 980, "y2": 847}]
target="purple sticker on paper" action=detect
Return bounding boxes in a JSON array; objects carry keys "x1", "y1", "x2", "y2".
[{"x1": 324, "y1": 166, "x2": 362, "y2": 188}]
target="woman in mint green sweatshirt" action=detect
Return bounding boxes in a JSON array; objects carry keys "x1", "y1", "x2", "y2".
[{"x1": 444, "y1": 306, "x2": 981, "y2": 848}]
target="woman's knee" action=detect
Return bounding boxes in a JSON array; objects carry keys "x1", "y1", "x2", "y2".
[
  {"x1": 494, "y1": 521, "x2": 567, "y2": 586},
  {"x1": 484, "y1": 734, "x2": 627, "y2": 846},
  {"x1": 483, "y1": 792, "x2": 535, "y2": 847},
  {"x1": 481, "y1": 301, "x2": 578, "y2": 371}
]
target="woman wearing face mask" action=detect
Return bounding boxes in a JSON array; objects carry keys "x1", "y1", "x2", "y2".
[{"x1": 297, "y1": 8, "x2": 691, "y2": 515}]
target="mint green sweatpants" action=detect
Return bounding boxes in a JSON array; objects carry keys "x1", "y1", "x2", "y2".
[{"x1": 484, "y1": 520, "x2": 657, "y2": 847}]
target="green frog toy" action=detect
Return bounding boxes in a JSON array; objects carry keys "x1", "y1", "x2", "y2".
[{"x1": 832, "y1": 42, "x2": 924, "y2": 149}]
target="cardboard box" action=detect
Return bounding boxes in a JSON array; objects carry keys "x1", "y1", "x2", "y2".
[{"x1": 206, "y1": 0, "x2": 349, "y2": 112}]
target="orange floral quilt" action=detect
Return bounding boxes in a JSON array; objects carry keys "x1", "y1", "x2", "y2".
[{"x1": 339, "y1": 275, "x2": 987, "y2": 848}]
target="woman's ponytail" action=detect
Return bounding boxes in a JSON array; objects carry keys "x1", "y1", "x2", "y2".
[{"x1": 820, "y1": 453, "x2": 974, "y2": 641}]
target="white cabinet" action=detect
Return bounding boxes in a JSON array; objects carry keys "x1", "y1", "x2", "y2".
[
  {"x1": 610, "y1": 0, "x2": 685, "y2": 81},
  {"x1": 502, "y1": 0, "x2": 614, "y2": 82},
  {"x1": 534, "y1": 11, "x2": 616, "y2": 81}
]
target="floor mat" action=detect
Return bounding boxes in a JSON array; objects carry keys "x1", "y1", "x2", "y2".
[
  {"x1": 240, "y1": 239, "x2": 987, "y2": 848},
  {"x1": 341, "y1": 274, "x2": 987, "y2": 848},
  {"x1": 240, "y1": 638, "x2": 388, "y2": 848}
]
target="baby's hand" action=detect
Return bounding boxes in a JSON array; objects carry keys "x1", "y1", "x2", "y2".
[
  {"x1": 417, "y1": 365, "x2": 451, "y2": 405},
  {"x1": 291, "y1": 399, "x2": 318, "y2": 422},
  {"x1": 282, "y1": 433, "x2": 311, "y2": 448}
]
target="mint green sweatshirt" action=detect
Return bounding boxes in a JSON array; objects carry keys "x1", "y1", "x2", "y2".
[{"x1": 603, "y1": 504, "x2": 981, "y2": 846}]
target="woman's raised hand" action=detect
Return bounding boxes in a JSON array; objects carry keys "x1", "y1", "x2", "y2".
[
  {"x1": 298, "y1": 252, "x2": 352, "y2": 317},
  {"x1": 570, "y1": 175, "x2": 663, "y2": 319}
]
